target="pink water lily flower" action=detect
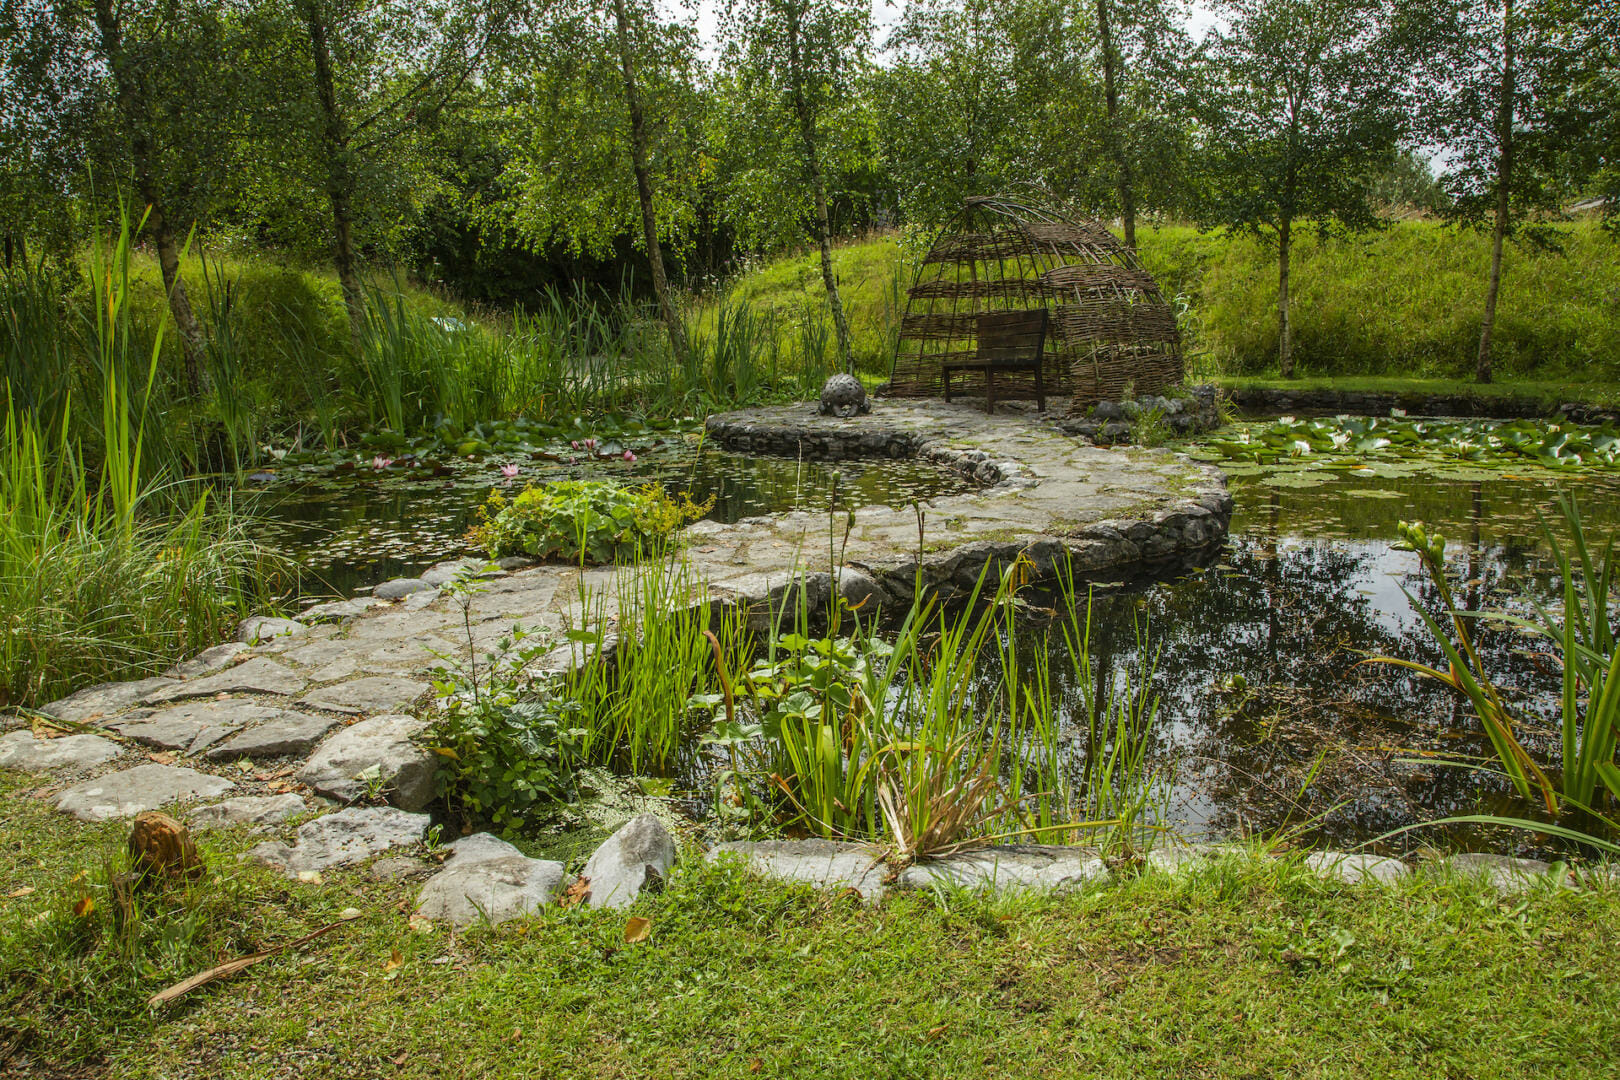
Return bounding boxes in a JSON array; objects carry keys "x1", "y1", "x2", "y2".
[
  {"x1": 584, "y1": 438, "x2": 598, "y2": 450},
  {"x1": 500, "y1": 463, "x2": 521, "y2": 479},
  {"x1": 622, "y1": 450, "x2": 637, "y2": 462},
  {"x1": 371, "y1": 456, "x2": 394, "y2": 470},
  {"x1": 570, "y1": 440, "x2": 580, "y2": 450}
]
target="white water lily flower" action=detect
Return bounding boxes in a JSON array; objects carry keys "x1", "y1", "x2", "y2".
[{"x1": 1291, "y1": 439, "x2": 1312, "y2": 456}]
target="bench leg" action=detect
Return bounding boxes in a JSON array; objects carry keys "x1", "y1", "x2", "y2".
[
  {"x1": 986, "y1": 369, "x2": 995, "y2": 414},
  {"x1": 943, "y1": 368, "x2": 952, "y2": 403},
  {"x1": 1036, "y1": 362, "x2": 1045, "y2": 412}
]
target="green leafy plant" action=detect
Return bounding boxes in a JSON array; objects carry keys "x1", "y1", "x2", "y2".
[
  {"x1": 467, "y1": 480, "x2": 711, "y2": 564},
  {"x1": 424, "y1": 566, "x2": 580, "y2": 832}
]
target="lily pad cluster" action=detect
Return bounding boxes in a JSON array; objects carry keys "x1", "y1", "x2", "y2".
[
  {"x1": 267, "y1": 414, "x2": 703, "y2": 471},
  {"x1": 1190, "y1": 415, "x2": 1620, "y2": 481},
  {"x1": 467, "y1": 480, "x2": 713, "y2": 564}
]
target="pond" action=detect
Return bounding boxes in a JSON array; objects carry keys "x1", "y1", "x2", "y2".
[
  {"x1": 1016, "y1": 450, "x2": 1620, "y2": 857},
  {"x1": 246, "y1": 415, "x2": 1620, "y2": 856},
  {"x1": 244, "y1": 441, "x2": 970, "y2": 597}
]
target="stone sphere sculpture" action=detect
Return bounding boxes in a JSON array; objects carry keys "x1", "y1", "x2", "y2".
[{"x1": 817, "y1": 373, "x2": 870, "y2": 418}]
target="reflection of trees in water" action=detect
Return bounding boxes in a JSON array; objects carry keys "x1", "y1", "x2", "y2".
[{"x1": 978, "y1": 478, "x2": 1604, "y2": 855}]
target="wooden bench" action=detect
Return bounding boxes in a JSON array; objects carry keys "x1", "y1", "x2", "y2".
[{"x1": 942, "y1": 308, "x2": 1048, "y2": 413}]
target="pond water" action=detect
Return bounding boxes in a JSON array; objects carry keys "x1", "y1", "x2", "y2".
[
  {"x1": 1013, "y1": 461, "x2": 1620, "y2": 857},
  {"x1": 245, "y1": 416, "x2": 1620, "y2": 855},
  {"x1": 245, "y1": 442, "x2": 969, "y2": 596}
]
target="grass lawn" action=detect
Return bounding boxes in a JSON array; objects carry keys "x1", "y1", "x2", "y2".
[
  {"x1": 3, "y1": 772, "x2": 1618, "y2": 1079},
  {"x1": 1212, "y1": 374, "x2": 1620, "y2": 410}
]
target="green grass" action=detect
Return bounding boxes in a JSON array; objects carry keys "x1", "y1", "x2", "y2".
[
  {"x1": 704, "y1": 221, "x2": 1620, "y2": 388},
  {"x1": 3, "y1": 770, "x2": 1619, "y2": 1078}
]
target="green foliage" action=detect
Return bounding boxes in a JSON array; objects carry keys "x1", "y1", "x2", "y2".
[
  {"x1": 427, "y1": 569, "x2": 581, "y2": 832},
  {"x1": 468, "y1": 480, "x2": 708, "y2": 564},
  {"x1": 1192, "y1": 415, "x2": 1620, "y2": 473}
]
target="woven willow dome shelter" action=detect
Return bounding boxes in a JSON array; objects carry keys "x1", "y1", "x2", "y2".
[{"x1": 889, "y1": 195, "x2": 1184, "y2": 413}]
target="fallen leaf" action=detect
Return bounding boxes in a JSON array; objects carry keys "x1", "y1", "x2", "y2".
[
  {"x1": 749, "y1": 1058, "x2": 763, "y2": 1073},
  {"x1": 391, "y1": 1053, "x2": 409, "y2": 1066},
  {"x1": 147, "y1": 752, "x2": 175, "y2": 765},
  {"x1": 507, "y1": 1027, "x2": 521, "y2": 1043},
  {"x1": 623, "y1": 916, "x2": 651, "y2": 944},
  {"x1": 384, "y1": 948, "x2": 403, "y2": 972},
  {"x1": 254, "y1": 766, "x2": 296, "y2": 782},
  {"x1": 297, "y1": 870, "x2": 323, "y2": 884},
  {"x1": 5, "y1": 886, "x2": 35, "y2": 900},
  {"x1": 557, "y1": 876, "x2": 591, "y2": 909},
  {"x1": 73, "y1": 896, "x2": 94, "y2": 918},
  {"x1": 339, "y1": 907, "x2": 362, "y2": 920},
  {"x1": 925, "y1": 1024, "x2": 948, "y2": 1042}
]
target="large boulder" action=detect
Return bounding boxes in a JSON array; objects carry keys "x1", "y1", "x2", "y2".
[
  {"x1": 296, "y1": 714, "x2": 436, "y2": 810},
  {"x1": 581, "y1": 813, "x2": 676, "y2": 909},
  {"x1": 414, "y1": 833, "x2": 565, "y2": 926}
]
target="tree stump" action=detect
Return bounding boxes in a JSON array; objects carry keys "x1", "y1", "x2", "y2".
[{"x1": 128, "y1": 811, "x2": 205, "y2": 881}]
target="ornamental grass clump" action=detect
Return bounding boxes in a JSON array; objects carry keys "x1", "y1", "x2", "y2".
[{"x1": 468, "y1": 480, "x2": 711, "y2": 565}]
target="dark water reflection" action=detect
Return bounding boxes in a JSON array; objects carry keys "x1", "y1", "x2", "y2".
[
  {"x1": 996, "y1": 469, "x2": 1620, "y2": 856},
  {"x1": 245, "y1": 446, "x2": 967, "y2": 596}
]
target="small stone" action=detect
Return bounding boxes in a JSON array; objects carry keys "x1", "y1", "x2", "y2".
[
  {"x1": 301, "y1": 676, "x2": 428, "y2": 716},
  {"x1": 53, "y1": 764, "x2": 236, "y2": 822},
  {"x1": 581, "y1": 813, "x2": 676, "y2": 909},
  {"x1": 0, "y1": 730, "x2": 122, "y2": 773},
  {"x1": 442, "y1": 833, "x2": 524, "y2": 865},
  {"x1": 205, "y1": 712, "x2": 344, "y2": 760},
  {"x1": 1305, "y1": 851, "x2": 1409, "y2": 886},
  {"x1": 246, "y1": 806, "x2": 429, "y2": 877},
  {"x1": 296, "y1": 714, "x2": 436, "y2": 810},
  {"x1": 237, "y1": 616, "x2": 306, "y2": 645},
  {"x1": 414, "y1": 854, "x2": 565, "y2": 927},
  {"x1": 374, "y1": 577, "x2": 435, "y2": 600},
  {"x1": 189, "y1": 794, "x2": 307, "y2": 829},
  {"x1": 420, "y1": 559, "x2": 495, "y2": 587},
  {"x1": 896, "y1": 847, "x2": 1107, "y2": 893},
  {"x1": 163, "y1": 642, "x2": 248, "y2": 679},
  {"x1": 495, "y1": 556, "x2": 537, "y2": 571}
]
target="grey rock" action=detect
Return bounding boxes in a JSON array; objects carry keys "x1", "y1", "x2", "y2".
[
  {"x1": 237, "y1": 616, "x2": 306, "y2": 645},
  {"x1": 189, "y1": 793, "x2": 307, "y2": 829},
  {"x1": 247, "y1": 806, "x2": 429, "y2": 877},
  {"x1": 414, "y1": 854, "x2": 565, "y2": 926},
  {"x1": 163, "y1": 642, "x2": 248, "y2": 679},
  {"x1": 374, "y1": 577, "x2": 435, "y2": 600},
  {"x1": 896, "y1": 846, "x2": 1108, "y2": 893},
  {"x1": 0, "y1": 730, "x2": 122, "y2": 773},
  {"x1": 817, "y1": 373, "x2": 870, "y2": 418},
  {"x1": 296, "y1": 714, "x2": 435, "y2": 810},
  {"x1": 1447, "y1": 852, "x2": 1568, "y2": 893},
  {"x1": 371, "y1": 856, "x2": 431, "y2": 882},
  {"x1": 1305, "y1": 851, "x2": 1409, "y2": 886},
  {"x1": 141, "y1": 657, "x2": 308, "y2": 704},
  {"x1": 836, "y1": 567, "x2": 892, "y2": 612},
  {"x1": 108, "y1": 713, "x2": 239, "y2": 753},
  {"x1": 707, "y1": 839, "x2": 888, "y2": 902},
  {"x1": 301, "y1": 676, "x2": 428, "y2": 716},
  {"x1": 401, "y1": 588, "x2": 440, "y2": 611},
  {"x1": 40, "y1": 677, "x2": 179, "y2": 723},
  {"x1": 1145, "y1": 843, "x2": 1238, "y2": 874},
  {"x1": 298, "y1": 597, "x2": 383, "y2": 623},
  {"x1": 581, "y1": 813, "x2": 676, "y2": 909},
  {"x1": 421, "y1": 559, "x2": 495, "y2": 587},
  {"x1": 53, "y1": 763, "x2": 235, "y2": 822},
  {"x1": 443, "y1": 833, "x2": 524, "y2": 865},
  {"x1": 495, "y1": 556, "x2": 537, "y2": 571},
  {"x1": 205, "y1": 712, "x2": 344, "y2": 760},
  {"x1": 1092, "y1": 400, "x2": 1124, "y2": 420}
]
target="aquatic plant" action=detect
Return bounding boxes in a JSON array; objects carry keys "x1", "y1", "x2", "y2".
[
  {"x1": 1368, "y1": 498, "x2": 1620, "y2": 818},
  {"x1": 467, "y1": 480, "x2": 712, "y2": 565}
]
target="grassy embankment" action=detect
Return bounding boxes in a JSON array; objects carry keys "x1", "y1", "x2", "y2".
[
  {"x1": 707, "y1": 220, "x2": 1620, "y2": 401},
  {"x1": 0, "y1": 770, "x2": 1616, "y2": 1079}
]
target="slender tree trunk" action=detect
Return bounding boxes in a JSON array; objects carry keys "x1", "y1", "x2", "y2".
[
  {"x1": 609, "y1": 0, "x2": 689, "y2": 359},
  {"x1": 1277, "y1": 215, "x2": 1294, "y2": 379},
  {"x1": 91, "y1": 0, "x2": 206, "y2": 396},
  {"x1": 786, "y1": 7, "x2": 853, "y2": 373},
  {"x1": 1477, "y1": 0, "x2": 1516, "y2": 385},
  {"x1": 299, "y1": 0, "x2": 368, "y2": 351},
  {"x1": 1096, "y1": 0, "x2": 1136, "y2": 249}
]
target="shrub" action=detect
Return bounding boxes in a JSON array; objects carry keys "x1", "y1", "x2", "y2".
[{"x1": 468, "y1": 481, "x2": 710, "y2": 564}]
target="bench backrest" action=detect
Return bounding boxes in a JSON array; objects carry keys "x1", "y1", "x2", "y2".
[{"x1": 975, "y1": 308, "x2": 1048, "y2": 367}]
